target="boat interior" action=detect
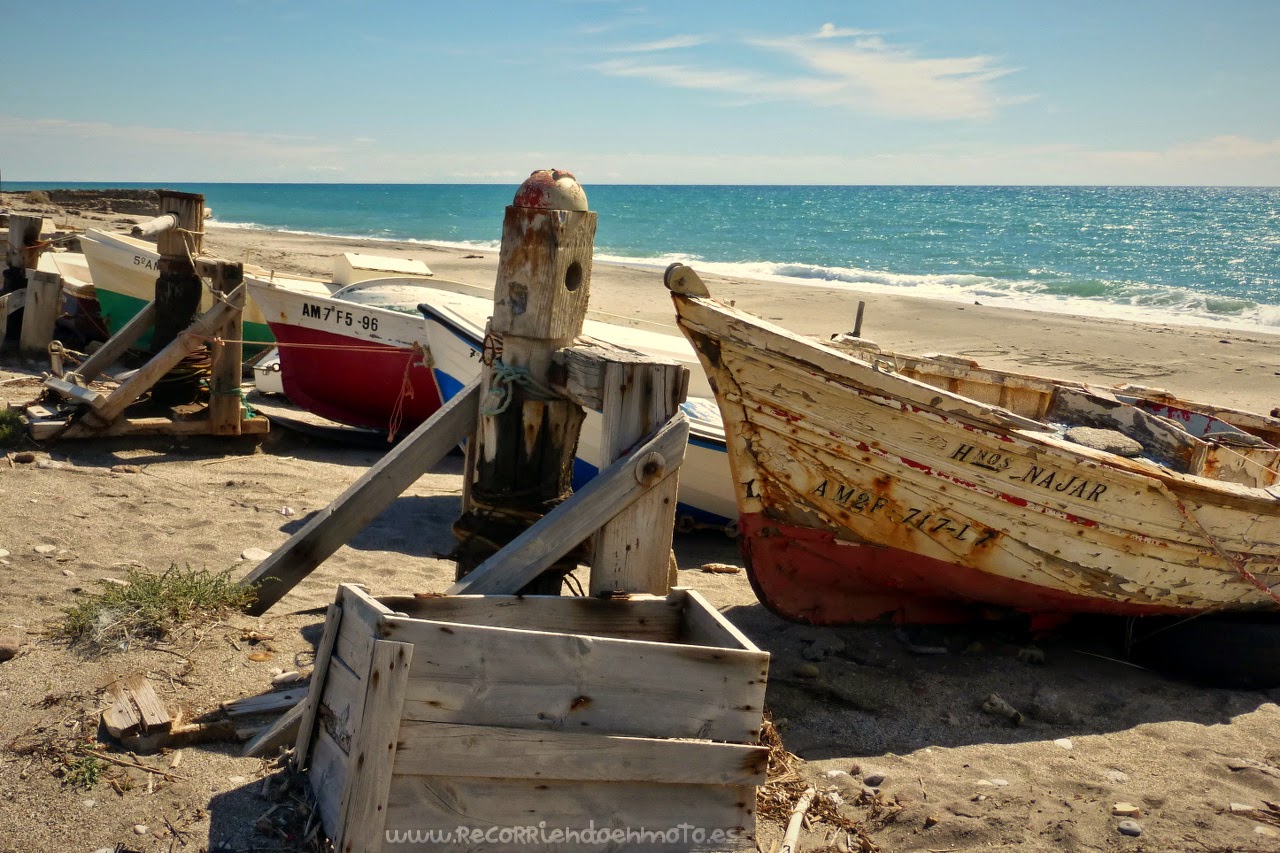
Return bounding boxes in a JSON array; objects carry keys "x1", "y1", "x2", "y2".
[{"x1": 830, "y1": 335, "x2": 1280, "y2": 489}]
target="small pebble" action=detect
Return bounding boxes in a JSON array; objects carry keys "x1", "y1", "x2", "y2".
[
  {"x1": 133, "y1": 824, "x2": 148, "y2": 835},
  {"x1": 12, "y1": 451, "x2": 36, "y2": 464},
  {"x1": 863, "y1": 772, "x2": 887, "y2": 788},
  {"x1": 83, "y1": 800, "x2": 96, "y2": 808},
  {"x1": 272, "y1": 670, "x2": 302, "y2": 685},
  {"x1": 279, "y1": 506, "x2": 295, "y2": 517},
  {"x1": 1054, "y1": 738, "x2": 1073, "y2": 750},
  {"x1": 62, "y1": 569, "x2": 74, "y2": 577},
  {"x1": 923, "y1": 814, "x2": 940, "y2": 828},
  {"x1": 1112, "y1": 802, "x2": 1141, "y2": 817},
  {"x1": 794, "y1": 663, "x2": 820, "y2": 679},
  {"x1": 1106, "y1": 769, "x2": 1129, "y2": 783},
  {"x1": 1229, "y1": 802, "x2": 1255, "y2": 814},
  {"x1": 268, "y1": 667, "x2": 284, "y2": 678},
  {"x1": 33, "y1": 544, "x2": 57, "y2": 556},
  {"x1": 0, "y1": 549, "x2": 9, "y2": 559},
  {"x1": 241, "y1": 547, "x2": 272, "y2": 562},
  {"x1": 1117, "y1": 819, "x2": 1142, "y2": 837},
  {"x1": 110, "y1": 464, "x2": 142, "y2": 474}
]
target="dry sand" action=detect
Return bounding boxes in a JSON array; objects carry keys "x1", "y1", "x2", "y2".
[{"x1": 1, "y1": 195, "x2": 1278, "y2": 852}]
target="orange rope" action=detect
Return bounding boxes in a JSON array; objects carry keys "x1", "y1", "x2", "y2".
[{"x1": 387, "y1": 342, "x2": 427, "y2": 442}]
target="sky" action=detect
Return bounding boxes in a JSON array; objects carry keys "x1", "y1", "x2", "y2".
[{"x1": 2, "y1": 0, "x2": 1279, "y2": 185}]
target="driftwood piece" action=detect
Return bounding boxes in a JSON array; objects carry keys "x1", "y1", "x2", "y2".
[{"x1": 102, "y1": 674, "x2": 171, "y2": 740}]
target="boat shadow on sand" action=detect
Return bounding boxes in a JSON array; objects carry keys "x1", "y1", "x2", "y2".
[{"x1": 716, "y1": 599, "x2": 1280, "y2": 759}]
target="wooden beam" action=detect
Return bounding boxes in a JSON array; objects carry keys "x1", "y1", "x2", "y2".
[
  {"x1": 394, "y1": 722, "x2": 768, "y2": 786},
  {"x1": 0, "y1": 289, "x2": 25, "y2": 319},
  {"x1": 589, "y1": 358, "x2": 688, "y2": 595},
  {"x1": 19, "y1": 270, "x2": 61, "y2": 357},
  {"x1": 241, "y1": 698, "x2": 307, "y2": 758},
  {"x1": 207, "y1": 261, "x2": 246, "y2": 435},
  {"x1": 131, "y1": 212, "x2": 178, "y2": 238},
  {"x1": 5, "y1": 214, "x2": 43, "y2": 271},
  {"x1": 293, "y1": 602, "x2": 343, "y2": 768},
  {"x1": 70, "y1": 300, "x2": 156, "y2": 384},
  {"x1": 240, "y1": 380, "x2": 481, "y2": 615},
  {"x1": 448, "y1": 412, "x2": 689, "y2": 596},
  {"x1": 42, "y1": 376, "x2": 107, "y2": 410},
  {"x1": 102, "y1": 674, "x2": 171, "y2": 740},
  {"x1": 29, "y1": 412, "x2": 269, "y2": 441}
]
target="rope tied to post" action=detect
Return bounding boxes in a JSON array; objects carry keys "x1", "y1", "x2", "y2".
[{"x1": 479, "y1": 360, "x2": 558, "y2": 416}]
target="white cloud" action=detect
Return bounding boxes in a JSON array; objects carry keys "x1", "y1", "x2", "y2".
[
  {"x1": 613, "y1": 34, "x2": 712, "y2": 52},
  {"x1": 594, "y1": 25, "x2": 1022, "y2": 121}
]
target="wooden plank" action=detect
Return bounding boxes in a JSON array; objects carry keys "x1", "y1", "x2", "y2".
[
  {"x1": 293, "y1": 602, "x2": 342, "y2": 768},
  {"x1": 675, "y1": 588, "x2": 763, "y2": 653},
  {"x1": 590, "y1": 360, "x2": 687, "y2": 595},
  {"x1": 102, "y1": 674, "x2": 171, "y2": 739},
  {"x1": 239, "y1": 382, "x2": 480, "y2": 614},
  {"x1": 335, "y1": 639, "x2": 413, "y2": 853},
  {"x1": 318, "y1": 653, "x2": 365, "y2": 752},
  {"x1": 207, "y1": 261, "x2": 246, "y2": 435},
  {"x1": 0, "y1": 288, "x2": 26, "y2": 318},
  {"x1": 448, "y1": 413, "x2": 689, "y2": 596},
  {"x1": 19, "y1": 270, "x2": 61, "y2": 357},
  {"x1": 72, "y1": 300, "x2": 156, "y2": 383},
  {"x1": 373, "y1": 593, "x2": 681, "y2": 642},
  {"x1": 30, "y1": 411, "x2": 270, "y2": 441},
  {"x1": 241, "y1": 698, "x2": 306, "y2": 758},
  {"x1": 309, "y1": 727, "x2": 349, "y2": 841},
  {"x1": 388, "y1": 615, "x2": 768, "y2": 742},
  {"x1": 42, "y1": 376, "x2": 106, "y2": 410},
  {"x1": 383, "y1": 777, "x2": 755, "y2": 852},
  {"x1": 222, "y1": 686, "x2": 309, "y2": 717},
  {"x1": 394, "y1": 721, "x2": 768, "y2": 785}
]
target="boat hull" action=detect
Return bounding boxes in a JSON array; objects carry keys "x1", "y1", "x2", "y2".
[
  {"x1": 81, "y1": 229, "x2": 323, "y2": 351},
  {"x1": 249, "y1": 278, "x2": 444, "y2": 433},
  {"x1": 670, "y1": 278, "x2": 1280, "y2": 624}
]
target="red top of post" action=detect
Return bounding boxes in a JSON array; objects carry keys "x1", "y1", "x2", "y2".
[{"x1": 512, "y1": 169, "x2": 588, "y2": 211}]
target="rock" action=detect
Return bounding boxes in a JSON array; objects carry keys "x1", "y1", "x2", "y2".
[
  {"x1": 272, "y1": 670, "x2": 302, "y2": 686},
  {"x1": 1117, "y1": 819, "x2": 1142, "y2": 837},
  {"x1": 823, "y1": 769, "x2": 851, "y2": 781},
  {"x1": 1064, "y1": 426, "x2": 1144, "y2": 457},
  {"x1": 33, "y1": 544, "x2": 57, "y2": 556},
  {"x1": 0, "y1": 636, "x2": 21, "y2": 662},
  {"x1": 1016, "y1": 645, "x2": 1046, "y2": 664},
  {"x1": 981, "y1": 692, "x2": 1025, "y2": 725},
  {"x1": 923, "y1": 814, "x2": 940, "y2": 828},
  {"x1": 699, "y1": 562, "x2": 740, "y2": 574},
  {"x1": 1112, "y1": 802, "x2": 1141, "y2": 817},
  {"x1": 801, "y1": 643, "x2": 828, "y2": 662},
  {"x1": 1228, "y1": 802, "x2": 1255, "y2": 814},
  {"x1": 35, "y1": 458, "x2": 68, "y2": 470},
  {"x1": 62, "y1": 569, "x2": 74, "y2": 577},
  {"x1": 133, "y1": 824, "x2": 148, "y2": 835},
  {"x1": 268, "y1": 667, "x2": 284, "y2": 678},
  {"x1": 1054, "y1": 738, "x2": 1074, "y2": 750},
  {"x1": 863, "y1": 771, "x2": 888, "y2": 788},
  {"x1": 794, "y1": 663, "x2": 821, "y2": 679},
  {"x1": 241, "y1": 547, "x2": 272, "y2": 562},
  {"x1": 12, "y1": 451, "x2": 37, "y2": 464},
  {"x1": 0, "y1": 549, "x2": 9, "y2": 559},
  {"x1": 1105, "y1": 769, "x2": 1129, "y2": 784},
  {"x1": 279, "y1": 506, "x2": 295, "y2": 517},
  {"x1": 110, "y1": 464, "x2": 142, "y2": 474}
]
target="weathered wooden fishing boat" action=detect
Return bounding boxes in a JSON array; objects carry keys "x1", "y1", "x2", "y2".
[
  {"x1": 80, "y1": 228, "x2": 331, "y2": 351},
  {"x1": 665, "y1": 263, "x2": 1280, "y2": 626}
]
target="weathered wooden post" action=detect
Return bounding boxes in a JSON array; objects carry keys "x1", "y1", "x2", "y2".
[
  {"x1": 148, "y1": 190, "x2": 206, "y2": 353},
  {"x1": 206, "y1": 260, "x2": 246, "y2": 434},
  {"x1": 452, "y1": 170, "x2": 596, "y2": 594},
  {"x1": 2, "y1": 214, "x2": 45, "y2": 343}
]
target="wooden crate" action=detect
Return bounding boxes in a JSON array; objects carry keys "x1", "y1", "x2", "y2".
[{"x1": 295, "y1": 584, "x2": 770, "y2": 853}]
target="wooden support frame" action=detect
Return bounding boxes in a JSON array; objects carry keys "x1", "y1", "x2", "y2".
[
  {"x1": 19, "y1": 269, "x2": 61, "y2": 357},
  {"x1": 28, "y1": 257, "x2": 264, "y2": 441}
]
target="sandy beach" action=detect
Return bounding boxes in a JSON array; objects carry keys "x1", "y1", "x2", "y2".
[{"x1": 2, "y1": 194, "x2": 1279, "y2": 852}]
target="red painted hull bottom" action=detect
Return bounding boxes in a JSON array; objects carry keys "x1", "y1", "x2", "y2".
[
  {"x1": 739, "y1": 513, "x2": 1188, "y2": 627},
  {"x1": 268, "y1": 323, "x2": 442, "y2": 433}
]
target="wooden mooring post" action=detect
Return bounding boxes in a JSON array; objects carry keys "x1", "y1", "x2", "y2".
[{"x1": 452, "y1": 170, "x2": 596, "y2": 594}]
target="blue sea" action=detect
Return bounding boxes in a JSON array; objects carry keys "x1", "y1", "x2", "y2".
[{"x1": 11, "y1": 182, "x2": 1280, "y2": 332}]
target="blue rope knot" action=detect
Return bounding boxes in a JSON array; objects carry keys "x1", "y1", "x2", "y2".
[{"x1": 479, "y1": 360, "x2": 558, "y2": 416}]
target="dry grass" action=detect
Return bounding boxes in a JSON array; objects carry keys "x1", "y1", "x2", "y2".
[{"x1": 59, "y1": 565, "x2": 256, "y2": 654}]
